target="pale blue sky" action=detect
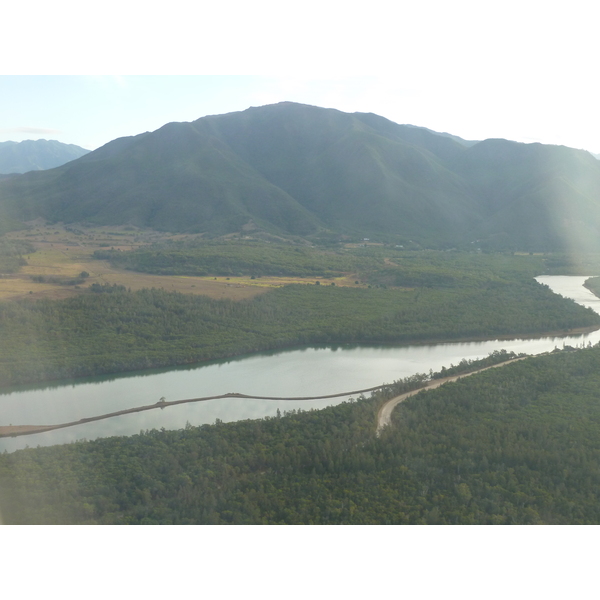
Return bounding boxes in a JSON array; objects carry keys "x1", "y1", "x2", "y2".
[{"x1": 2, "y1": 1, "x2": 599, "y2": 153}]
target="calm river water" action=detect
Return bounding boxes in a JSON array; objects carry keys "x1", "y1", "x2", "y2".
[{"x1": 1, "y1": 275, "x2": 599, "y2": 452}]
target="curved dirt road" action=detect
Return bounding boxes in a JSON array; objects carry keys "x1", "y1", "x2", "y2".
[{"x1": 376, "y1": 357, "x2": 527, "y2": 436}]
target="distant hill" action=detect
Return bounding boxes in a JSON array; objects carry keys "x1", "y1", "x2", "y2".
[
  {"x1": 1, "y1": 103, "x2": 600, "y2": 251},
  {"x1": 0, "y1": 139, "x2": 90, "y2": 174}
]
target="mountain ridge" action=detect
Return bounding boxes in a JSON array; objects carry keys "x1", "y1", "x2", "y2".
[
  {"x1": 0, "y1": 139, "x2": 90, "y2": 174},
  {"x1": 1, "y1": 102, "x2": 600, "y2": 251}
]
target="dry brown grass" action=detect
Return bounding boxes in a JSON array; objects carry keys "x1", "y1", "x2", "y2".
[{"x1": 3, "y1": 224, "x2": 364, "y2": 301}]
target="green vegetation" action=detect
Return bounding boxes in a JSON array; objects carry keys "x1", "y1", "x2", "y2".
[
  {"x1": 93, "y1": 239, "x2": 379, "y2": 278},
  {"x1": 431, "y1": 348, "x2": 525, "y2": 379},
  {"x1": 0, "y1": 238, "x2": 32, "y2": 273},
  {"x1": 353, "y1": 248, "x2": 546, "y2": 288},
  {"x1": 541, "y1": 254, "x2": 600, "y2": 275},
  {"x1": 3, "y1": 346, "x2": 600, "y2": 524},
  {"x1": 93, "y1": 241, "x2": 549, "y2": 288},
  {"x1": 0, "y1": 272, "x2": 596, "y2": 388},
  {"x1": 31, "y1": 271, "x2": 90, "y2": 286},
  {"x1": 584, "y1": 276, "x2": 600, "y2": 296},
  {"x1": 3, "y1": 102, "x2": 600, "y2": 525},
  {"x1": 3, "y1": 102, "x2": 600, "y2": 251}
]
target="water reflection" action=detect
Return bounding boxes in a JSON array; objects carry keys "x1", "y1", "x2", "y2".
[{"x1": 1, "y1": 275, "x2": 599, "y2": 452}]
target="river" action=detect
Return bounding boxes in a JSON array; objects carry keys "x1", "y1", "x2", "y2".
[{"x1": 1, "y1": 275, "x2": 599, "y2": 452}]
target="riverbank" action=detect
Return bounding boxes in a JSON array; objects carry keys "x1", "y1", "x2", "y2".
[
  {"x1": 2, "y1": 273, "x2": 598, "y2": 391},
  {"x1": 0, "y1": 384, "x2": 391, "y2": 438},
  {"x1": 376, "y1": 356, "x2": 529, "y2": 435},
  {"x1": 2, "y1": 275, "x2": 600, "y2": 453},
  {"x1": 1, "y1": 323, "x2": 597, "y2": 396}
]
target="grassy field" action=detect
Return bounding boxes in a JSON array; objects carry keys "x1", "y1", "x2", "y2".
[
  {"x1": 1, "y1": 224, "x2": 364, "y2": 301},
  {"x1": 5, "y1": 221, "x2": 586, "y2": 304}
]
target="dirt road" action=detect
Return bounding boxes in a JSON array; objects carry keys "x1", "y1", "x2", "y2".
[
  {"x1": 0, "y1": 357, "x2": 528, "y2": 440},
  {"x1": 376, "y1": 357, "x2": 527, "y2": 436}
]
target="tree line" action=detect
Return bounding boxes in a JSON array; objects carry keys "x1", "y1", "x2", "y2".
[
  {"x1": 0, "y1": 278, "x2": 596, "y2": 389},
  {"x1": 3, "y1": 345, "x2": 600, "y2": 524}
]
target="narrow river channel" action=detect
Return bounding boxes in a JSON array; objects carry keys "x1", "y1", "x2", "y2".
[{"x1": 1, "y1": 275, "x2": 599, "y2": 452}]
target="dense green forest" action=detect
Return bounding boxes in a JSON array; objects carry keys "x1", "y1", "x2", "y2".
[
  {"x1": 3, "y1": 346, "x2": 600, "y2": 524},
  {"x1": 0, "y1": 273, "x2": 596, "y2": 388}
]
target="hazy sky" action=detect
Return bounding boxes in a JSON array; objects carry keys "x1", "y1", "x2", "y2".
[{"x1": 2, "y1": 1, "x2": 599, "y2": 153}]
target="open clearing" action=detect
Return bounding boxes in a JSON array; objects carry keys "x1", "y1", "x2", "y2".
[{"x1": 2, "y1": 223, "x2": 363, "y2": 301}]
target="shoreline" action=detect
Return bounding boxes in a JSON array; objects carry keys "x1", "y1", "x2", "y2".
[
  {"x1": 0, "y1": 354, "x2": 542, "y2": 439},
  {"x1": 0, "y1": 384, "x2": 393, "y2": 439},
  {"x1": 376, "y1": 357, "x2": 529, "y2": 435},
  {"x1": 0, "y1": 324, "x2": 598, "y2": 396}
]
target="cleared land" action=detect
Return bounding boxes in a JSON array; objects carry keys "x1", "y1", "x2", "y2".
[{"x1": 2, "y1": 224, "x2": 363, "y2": 301}]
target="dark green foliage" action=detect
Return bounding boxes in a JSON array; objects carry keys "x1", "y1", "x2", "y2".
[
  {"x1": 431, "y1": 349, "x2": 523, "y2": 379},
  {"x1": 384, "y1": 347, "x2": 600, "y2": 524},
  {"x1": 355, "y1": 248, "x2": 546, "y2": 288},
  {"x1": 4, "y1": 347, "x2": 600, "y2": 524},
  {"x1": 31, "y1": 274, "x2": 87, "y2": 286},
  {"x1": 584, "y1": 276, "x2": 600, "y2": 296},
  {"x1": 93, "y1": 239, "x2": 379, "y2": 278},
  {"x1": 89, "y1": 283, "x2": 127, "y2": 293},
  {"x1": 93, "y1": 243, "x2": 548, "y2": 288},
  {"x1": 0, "y1": 273, "x2": 596, "y2": 389},
  {"x1": 0, "y1": 237, "x2": 33, "y2": 273}
]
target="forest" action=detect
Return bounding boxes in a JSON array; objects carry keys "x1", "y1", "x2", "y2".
[
  {"x1": 0, "y1": 241, "x2": 598, "y2": 389},
  {"x1": 3, "y1": 99, "x2": 600, "y2": 528},
  {"x1": 2, "y1": 345, "x2": 600, "y2": 524},
  {"x1": 3, "y1": 236, "x2": 600, "y2": 524},
  {"x1": 0, "y1": 273, "x2": 597, "y2": 388}
]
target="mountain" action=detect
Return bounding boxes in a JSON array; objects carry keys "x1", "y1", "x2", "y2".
[
  {"x1": 450, "y1": 139, "x2": 600, "y2": 251},
  {"x1": 402, "y1": 124, "x2": 479, "y2": 148},
  {"x1": 1, "y1": 102, "x2": 600, "y2": 251},
  {"x1": 0, "y1": 140, "x2": 90, "y2": 174}
]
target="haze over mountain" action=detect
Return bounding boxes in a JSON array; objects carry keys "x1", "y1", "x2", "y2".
[
  {"x1": 1, "y1": 102, "x2": 600, "y2": 251},
  {"x1": 0, "y1": 140, "x2": 90, "y2": 174}
]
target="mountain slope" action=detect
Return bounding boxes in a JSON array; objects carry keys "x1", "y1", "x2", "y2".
[
  {"x1": 0, "y1": 121, "x2": 321, "y2": 235},
  {"x1": 452, "y1": 139, "x2": 600, "y2": 251},
  {"x1": 2, "y1": 102, "x2": 600, "y2": 250},
  {"x1": 0, "y1": 139, "x2": 90, "y2": 174},
  {"x1": 202, "y1": 103, "x2": 478, "y2": 240}
]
